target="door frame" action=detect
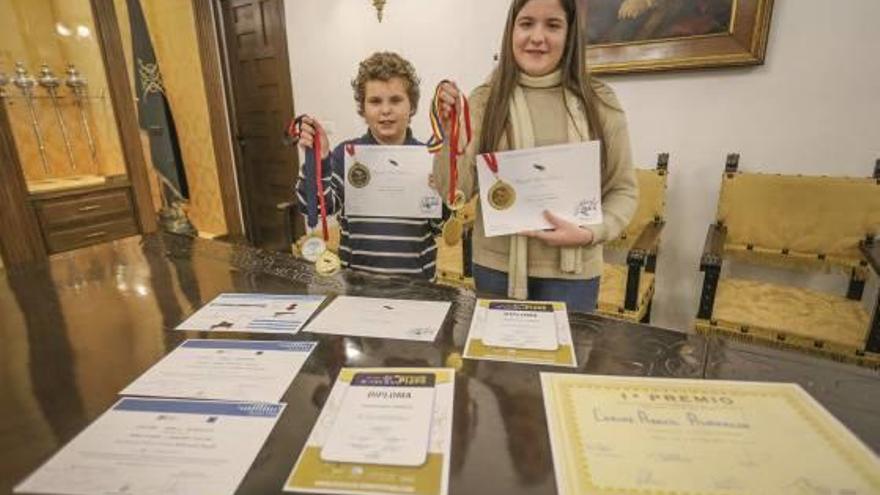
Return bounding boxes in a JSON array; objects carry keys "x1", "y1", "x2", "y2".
[
  {"x1": 198, "y1": 0, "x2": 301, "y2": 247},
  {"x1": 192, "y1": 0, "x2": 246, "y2": 241}
]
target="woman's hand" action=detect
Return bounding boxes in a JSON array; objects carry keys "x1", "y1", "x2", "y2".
[
  {"x1": 297, "y1": 116, "x2": 330, "y2": 160},
  {"x1": 436, "y1": 81, "x2": 462, "y2": 128},
  {"x1": 524, "y1": 210, "x2": 594, "y2": 247}
]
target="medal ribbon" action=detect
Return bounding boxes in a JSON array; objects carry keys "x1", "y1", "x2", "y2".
[
  {"x1": 483, "y1": 152, "x2": 499, "y2": 178},
  {"x1": 286, "y1": 115, "x2": 330, "y2": 241},
  {"x1": 427, "y1": 81, "x2": 472, "y2": 205}
]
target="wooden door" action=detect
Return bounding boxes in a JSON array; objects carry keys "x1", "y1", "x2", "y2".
[{"x1": 218, "y1": 0, "x2": 299, "y2": 250}]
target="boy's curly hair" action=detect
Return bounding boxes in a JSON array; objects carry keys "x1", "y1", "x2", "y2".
[{"x1": 351, "y1": 52, "x2": 420, "y2": 117}]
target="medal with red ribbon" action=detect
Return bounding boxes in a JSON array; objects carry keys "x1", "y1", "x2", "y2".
[
  {"x1": 286, "y1": 115, "x2": 341, "y2": 275},
  {"x1": 482, "y1": 152, "x2": 516, "y2": 211},
  {"x1": 427, "y1": 81, "x2": 471, "y2": 211}
]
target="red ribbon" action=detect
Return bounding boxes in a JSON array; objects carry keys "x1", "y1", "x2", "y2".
[
  {"x1": 483, "y1": 152, "x2": 499, "y2": 175},
  {"x1": 312, "y1": 120, "x2": 329, "y2": 242},
  {"x1": 447, "y1": 96, "x2": 472, "y2": 204},
  {"x1": 288, "y1": 115, "x2": 330, "y2": 242}
]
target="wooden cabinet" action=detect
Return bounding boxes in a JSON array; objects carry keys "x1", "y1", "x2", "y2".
[{"x1": 31, "y1": 181, "x2": 139, "y2": 254}]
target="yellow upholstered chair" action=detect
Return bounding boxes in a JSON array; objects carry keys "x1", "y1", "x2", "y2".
[
  {"x1": 696, "y1": 154, "x2": 880, "y2": 367},
  {"x1": 597, "y1": 153, "x2": 669, "y2": 322}
]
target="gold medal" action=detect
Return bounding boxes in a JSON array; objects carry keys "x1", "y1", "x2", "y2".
[
  {"x1": 449, "y1": 189, "x2": 466, "y2": 211},
  {"x1": 347, "y1": 161, "x2": 371, "y2": 188},
  {"x1": 442, "y1": 216, "x2": 463, "y2": 246},
  {"x1": 488, "y1": 179, "x2": 516, "y2": 210},
  {"x1": 315, "y1": 250, "x2": 341, "y2": 276}
]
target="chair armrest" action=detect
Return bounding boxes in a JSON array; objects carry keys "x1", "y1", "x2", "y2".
[
  {"x1": 860, "y1": 238, "x2": 880, "y2": 275},
  {"x1": 626, "y1": 220, "x2": 665, "y2": 266},
  {"x1": 700, "y1": 223, "x2": 727, "y2": 270}
]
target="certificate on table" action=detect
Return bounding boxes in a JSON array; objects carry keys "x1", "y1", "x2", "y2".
[
  {"x1": 321, "y1": 372, "x2": 436, "y2": 466},
  {"x1": 541, "y1": 374, "x2": 880, "y2": 495},
  {"x1": 175, "y1": 293, "x2": 326, "y2": 334},
  {"x1": 464, "y1": 299, "x2": 576, "y2": 367},
  {"x1": 15, "y1": 398, "x2": 285, "y2": 495},
  {"x1": 120, "y1": 339, "x2": 317, "y2": 403},
  {"x1": 285, "y1": 368, "x2": 454, "y2": 495},
  {"x1": 304, "y1": 296, "x2": 451, "y2": 342},
  {"x1": 344, "y1": 145, "x2": 441, "y2": 218},
  {"x1": 477, "y1": 141, "x2": 602, "y2": 237}
]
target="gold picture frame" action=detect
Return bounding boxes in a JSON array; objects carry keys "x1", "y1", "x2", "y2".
[{"x1": 582, "y1": 0, "x2": 774, "y2": 75}]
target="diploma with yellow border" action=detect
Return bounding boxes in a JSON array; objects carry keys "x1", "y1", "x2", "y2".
[
  {"x1": 541, "y1": 373, "x2": 880, "y2": 494},
  {"x1": 463, "y1": 299, "x2": 577, "y2": 367},
  {"x1": 285, "y1": 368, "x2": 454, "y2": 495}
]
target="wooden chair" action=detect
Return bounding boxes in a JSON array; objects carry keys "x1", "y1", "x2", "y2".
[
  {"x1": 697, "y1": 154, "x2": 880, "y2": 367},
  {"x1": 597, "y1": 153, "x2": 669, "y2": 322}
]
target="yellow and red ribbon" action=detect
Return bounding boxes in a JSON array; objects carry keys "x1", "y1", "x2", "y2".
[{"x1": 426, "y1": 81, "x2": 472, "y2": 205}]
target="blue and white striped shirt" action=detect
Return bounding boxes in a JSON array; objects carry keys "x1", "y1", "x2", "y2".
[{"x1": 295, "y1": 130, "x2": 446, "y2": 278}]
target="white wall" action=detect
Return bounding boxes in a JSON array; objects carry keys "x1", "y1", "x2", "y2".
[{"x1": 286, "y1": 0, "x2": 880, "y2": 331}]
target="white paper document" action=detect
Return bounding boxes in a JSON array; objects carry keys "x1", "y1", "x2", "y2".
[
  {"x1": 321, "y1": 372, "x2": 436, "y2": 466},
  {"x1": 305, "y1": 296, "x2": 451, "y2": 342},
  {"x1": 344, "y1": 145, "x2": 441, "y2": 218},
  {"x1": 481, "y1": 301, "x2": 559, "y2": 350},
  {"x1": 285, "y1": 368, "x2": 455, "y2": 495},
  {"x1": 464, "y1": 299, "x2": 576, "y2": 367},
  {"x1": 120, "y1": 339, "x2": 317, "y2": 403},
  {"x1": 15, "y1": 398, "x2": 285, "y2": 495},
  {"x1": 477, "y1": 141, "x2": 603, "y2": 237},
  {"x1": 176, "y1": 293, "x2": 326, "y2": 334}
]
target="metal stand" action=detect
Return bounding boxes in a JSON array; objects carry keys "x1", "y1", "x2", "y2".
[
  {"x1": 13, "y1": 63, "x2": 50, "y2": 173},
  {"x1": 38, "y1": 64, "x2": 77, "y2": 170},
  {"x1": 66, "y1": 64, "x2": 98, "y2": 167}
]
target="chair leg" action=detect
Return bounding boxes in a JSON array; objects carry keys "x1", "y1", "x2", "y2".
[
  {"x1": 624, "y1": 259, "x2": 641, "y2": 311},
  {"x1": 697, "y1": 266, "x2": 721, "y2": 320},
  {"x1": 646, "y1": 253, "x2": 657, "y2": 273},
  {"x1": 276, "y1": 202, "x2": 297, "y2": 248},
  {"x1": 847, "y1": 267, "x2": 866, "y2": 300},
  {"x1": 867, "y1": 292, "x2": 880, "y2": 354},
  {"x1": 463, "y1": 229, "x2": 473, "y2": 278},
  {"x1": 640, "y1": 300, "x2": 653, "y2": 324}
]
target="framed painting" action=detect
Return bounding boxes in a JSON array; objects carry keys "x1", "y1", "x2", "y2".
[{"x1": 580, "y1": 0, "x2": 774, "y2": 74}]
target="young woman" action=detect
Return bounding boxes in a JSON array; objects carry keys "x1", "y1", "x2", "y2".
[
  {"x1": 295, "y1": 52, "x2": 443, "y2": 278},
  {"x1": 433, "y1": 0, "x2": 638, "y2": 311}
]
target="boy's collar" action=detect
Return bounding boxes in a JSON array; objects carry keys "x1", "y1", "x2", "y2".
[{"x1": 363, "y1": 127, "x2": 417, "y2": 145}]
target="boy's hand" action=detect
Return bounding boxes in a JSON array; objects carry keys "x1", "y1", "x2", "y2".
[{"x1": 297, "y1": 116, "x2": 330, "y2": 160}]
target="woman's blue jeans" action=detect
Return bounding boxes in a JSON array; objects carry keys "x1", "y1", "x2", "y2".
[{"x1": 472, "y1": 264, "x2": 599, "y2": 313}]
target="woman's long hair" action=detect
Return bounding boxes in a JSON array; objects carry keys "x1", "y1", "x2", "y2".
[{"x1": 479, "y1": 0, "x2": 606, "y2": 155}]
